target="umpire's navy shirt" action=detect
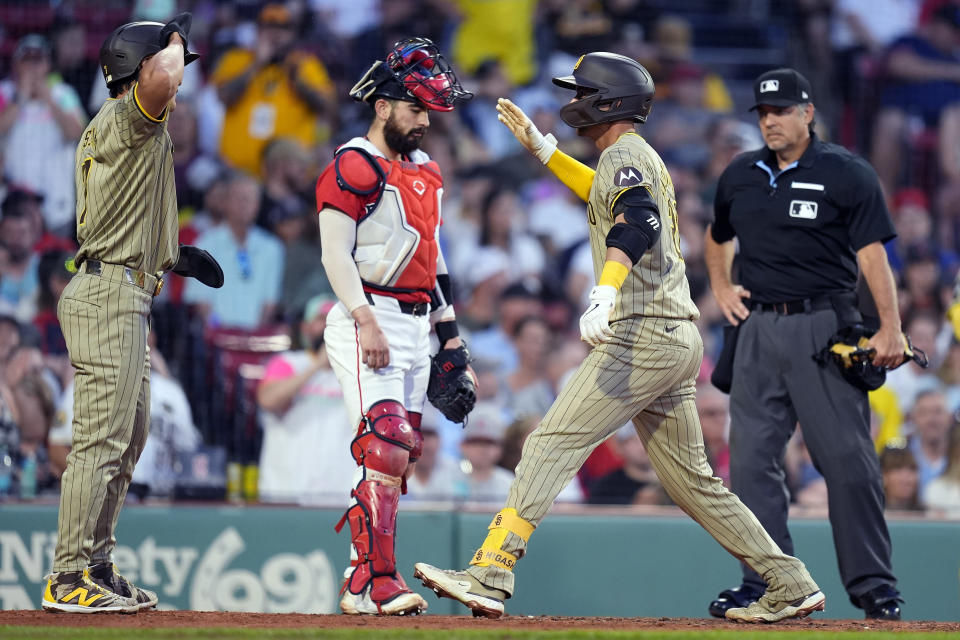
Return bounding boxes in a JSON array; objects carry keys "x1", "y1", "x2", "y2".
[{"x1": 711, "y1": 132, "x2": 896, "y2": 303}]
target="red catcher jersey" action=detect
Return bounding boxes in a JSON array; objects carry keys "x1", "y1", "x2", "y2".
[{"x1": 316, "y1": 137, "x2": 443, "y2": 304}]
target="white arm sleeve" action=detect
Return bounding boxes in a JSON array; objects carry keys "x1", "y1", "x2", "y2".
[
  {"x1": 319, "y1": 207, "x2": 370, "y2": 313},
  {"x1": 430, "y1": 245, "x2": 456, "y2": 324}
]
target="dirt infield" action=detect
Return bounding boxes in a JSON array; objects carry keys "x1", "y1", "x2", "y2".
[{"x1": 1, "y1": 611, "x2": 959, "y2": 632}]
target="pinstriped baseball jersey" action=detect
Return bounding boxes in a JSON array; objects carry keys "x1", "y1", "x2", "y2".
[
  {"x1": 461, "y1": 128, "x2": 819, "y2": 610},
  {"x1": 74, "y1": 84, "x2": 179, "y2": 273},
  {"x1": 588, "y1": 132, "x2": 698, "y2": 322}
]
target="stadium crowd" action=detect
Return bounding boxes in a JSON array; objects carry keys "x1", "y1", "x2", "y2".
[{"x1": 0, "y1": 0, "x2": 959, "y2": 518}]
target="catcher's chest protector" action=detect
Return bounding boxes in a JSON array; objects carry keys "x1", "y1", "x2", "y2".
[{"x1": 337, "y1": 139, "x2": 443, "y2": 292}]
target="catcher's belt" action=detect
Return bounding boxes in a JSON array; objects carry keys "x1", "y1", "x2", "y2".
[{"x1": 364, "y1": 292, "x2": 429, "y2": 316}]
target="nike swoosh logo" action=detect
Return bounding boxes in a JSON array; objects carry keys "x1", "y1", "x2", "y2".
[{"x1": 665, "y1": 324, "x2": 679, "y2": 333}]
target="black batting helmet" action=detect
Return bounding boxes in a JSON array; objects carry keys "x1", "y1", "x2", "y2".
[
  {"x1": 99, "y1": 21, "x2": 199, "y2": 89},
  {"x1": 552, "y1": 52, "x2": 655, "y2": 128},
  {"x1": 350, "y1": 37, "x2": 472, "y2": 112}
]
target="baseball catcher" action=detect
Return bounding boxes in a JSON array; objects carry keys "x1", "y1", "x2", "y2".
[{"x1": 315, "y1": 37, "x2": 472, "y2": 616}]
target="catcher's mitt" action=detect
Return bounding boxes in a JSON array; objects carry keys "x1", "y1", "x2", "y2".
[
  {"x1": 813, "y1": 324, "x2": 928, "y2": 392},
  {"x1": 427, "y1": 344, "x2": 476, "y2": 423}
]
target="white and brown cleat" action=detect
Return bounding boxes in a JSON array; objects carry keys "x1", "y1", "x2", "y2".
[{"x1": 413, "y1": 562, "x2": 506, "y2": 619}]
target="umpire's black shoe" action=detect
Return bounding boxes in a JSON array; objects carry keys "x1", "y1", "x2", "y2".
[
  {"x1": 853, "y1": 584, "x2": 903, "y2": 621},
  {"x1": 708, "y1": 584, "x2": 764, "y2": 618}
]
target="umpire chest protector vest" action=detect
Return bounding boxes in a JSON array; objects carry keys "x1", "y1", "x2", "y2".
[{"x1": 335, "y1": 138, "x2": 442, "y2": 298}]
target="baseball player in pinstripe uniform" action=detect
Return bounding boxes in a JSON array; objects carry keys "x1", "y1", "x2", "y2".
[
  {"x1": 414, "y1": 53, "x2": 825, "y2": 623},
  {"x1": 42, "y1": 15, "x2": 221, "y2": 614}
]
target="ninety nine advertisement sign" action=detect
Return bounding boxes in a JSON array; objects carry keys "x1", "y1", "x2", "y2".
[{"x1": 0, "y1": 505, "x2": 340, "y2": 611}]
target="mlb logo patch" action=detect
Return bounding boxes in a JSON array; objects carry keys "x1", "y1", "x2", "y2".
[
  {"x1": 789, "y1": 200, "x2": 818, "y2": 219},
  {"x1": 760, "y1": 79, "x2": 779, "y2": 93}
]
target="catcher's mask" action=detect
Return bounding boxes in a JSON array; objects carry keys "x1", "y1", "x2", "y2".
[
  {"x1": 350, "y1": 37, "x2": 472, "y2": 112},
  {"x1": 813, "y1": 324, "x2": 928, "y2": 392},
  {"x1": 99, "y1": 21, "x2": 199, "y2": 90},
  {"x1": 552, "y1": 52, "x2": 655, "y2": 128}
]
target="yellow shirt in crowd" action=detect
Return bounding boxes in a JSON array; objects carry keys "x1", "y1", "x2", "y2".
[{"x1": 212, "y1": 48, "x2": 334, "y2": 175}]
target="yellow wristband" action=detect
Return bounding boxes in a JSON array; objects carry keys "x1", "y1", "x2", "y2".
[{"x1": 598, "y1": 261, "x2": 629, "y2": 289}]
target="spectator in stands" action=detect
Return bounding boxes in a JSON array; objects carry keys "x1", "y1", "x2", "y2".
[
  {"x1": 184, "y1": 172, "x2": 285, "y2": 329},
  {"x1": 696, "y1": 383, "x2": 730, "y2": 486},
  {"x1": 458, "y1": 403, "x2": 514, "y2": 502},
  {"x1": 648, "y1": 63, "x2": 718, "y2": 171},
  {"x1": 907, "y1": 387, "x2": 953, "y2": 494},
  {"x1": 469, "y1": 281, "x2": 543, "y2": 374},
  {"x1": 3, "y1": 344, "x2": 58, "y2": 496},
  {"x1": 647, "y1": 14, "x2": 733, "y2": 112},
  {"x1": 32, "y1": 250, "x2": 70, "y2": 357},
  {"x1": 923, "y1": 423, "x2": 960, "y2": 515},
  {"x1": 0, "y1": 194, "x2": 41, "y2": 322},
  {"x1": 871, "y1": 5, "x2": 960, "y2": 194},
  {"x1": 405, "y1": 413, "x2": 462, "y2": 501},
  {"x1": 169, "y1": 99, "x2": 221, "y2": 213},
  {"x1": 451, "y1": 0, "x2": 537, "y2": 85},
  {"x1": 498, "y1": 415, "x2": 538, "y2": 474},
  {"x1": 260, "y1": 138, "x2": 332, "y2": 319},
  {"x1": 588, "y1": 424, "x2": 665, "y2": 506},
  {"x1": 886, "y1": 188, "x2": 957, "y2": 276},
  {"x1": 901, "y1": 245, "x2": 949, "y2": 316},
  {"x1": 879, "y1": 444, "x2": 923, "y2": 511},
  {"x1": 259, "y1": 138, "x2": 313, "y2": 232},
  {"x1": 886, "y1": 311, "x2": 943, "y2": 413},
  {"x1": 505, "y1": 315, "x2": 554, "y2": 420},
  {"x1": 212, "y1": 3, "x2": 335, "y2": 176},
  {"x1": 50, "y1": 10, "x2": 97, "y2": 119},
  {"x1": 256, "y1": 295, "x2": 355, "y2": 505},
  {"x1": 459, "y1": 59, "x2": 517, "y2": 160},
  {"x1": 0, "y1": 34, "x2": 86, "y2": 234},
  {"x1": 455, "y1": 186, "x2": 545, "y2": 291},
  {"x1": 457, "y1": 248, "x2": 512, "y2": 330}
]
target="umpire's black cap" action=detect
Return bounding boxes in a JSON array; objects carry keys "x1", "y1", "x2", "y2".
[{"x1": 749, "y1": 68, "x2": 813, "y2": 111}]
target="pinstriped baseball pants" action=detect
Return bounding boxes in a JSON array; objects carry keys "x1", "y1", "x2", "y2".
[
  {"x1": 53, "y1": 272, "x2": 152, "y2": 571},
  {"x1": 466, "y1": 317, "x2": 818, "y2": 603}
]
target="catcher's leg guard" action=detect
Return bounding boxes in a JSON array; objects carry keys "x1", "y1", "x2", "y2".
[
  {"x1": 469, "y1": 508, "x2": 535, "y2": 572},
  {"x1": 337, "y1": 400, "x2": 425, "y2": 614}
]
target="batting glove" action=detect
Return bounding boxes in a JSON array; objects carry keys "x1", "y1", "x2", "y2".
[
  {"x1": 496, "y1": 98, "x2": 557, "y2": 164},
  {"x1": 579, "y1": 285, "x2": 617, "y2": 346}
]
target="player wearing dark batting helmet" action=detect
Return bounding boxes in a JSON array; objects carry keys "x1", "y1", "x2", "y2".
[
  {"x1": 414, "y1": 52, "x2": 825, "y2": 623},
  {"x1": 42, "y1": 13, "x2": 221, "y2": 614}
]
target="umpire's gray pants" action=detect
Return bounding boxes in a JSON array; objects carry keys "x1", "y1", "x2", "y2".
[{"x1": 728, "y1": 307, "x2": 896, "y2": 599}]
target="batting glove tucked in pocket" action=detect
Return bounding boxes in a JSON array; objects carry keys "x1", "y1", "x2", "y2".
[{"x1": 579, "y1": 285, "x2": 617, "y2": 347}]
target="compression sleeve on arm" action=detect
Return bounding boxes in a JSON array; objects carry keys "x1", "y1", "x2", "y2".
[
  {"x1": 430, "y1": 246, "x2": 457, "y2": 324},
  {"x1": 319, "y1": 207, "x2": 369, "y2": 313},
  {"x1": 546, "y1": 149, "x2": 595, "y2": 202}
]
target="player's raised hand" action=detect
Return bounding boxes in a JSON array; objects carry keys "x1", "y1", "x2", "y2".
[
  {"x1": 496, "y1": 98, "x2": 557, "y2": 164},
  {"x1": 579, "y1": 285, "x2": 617, "y2": 346}
]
